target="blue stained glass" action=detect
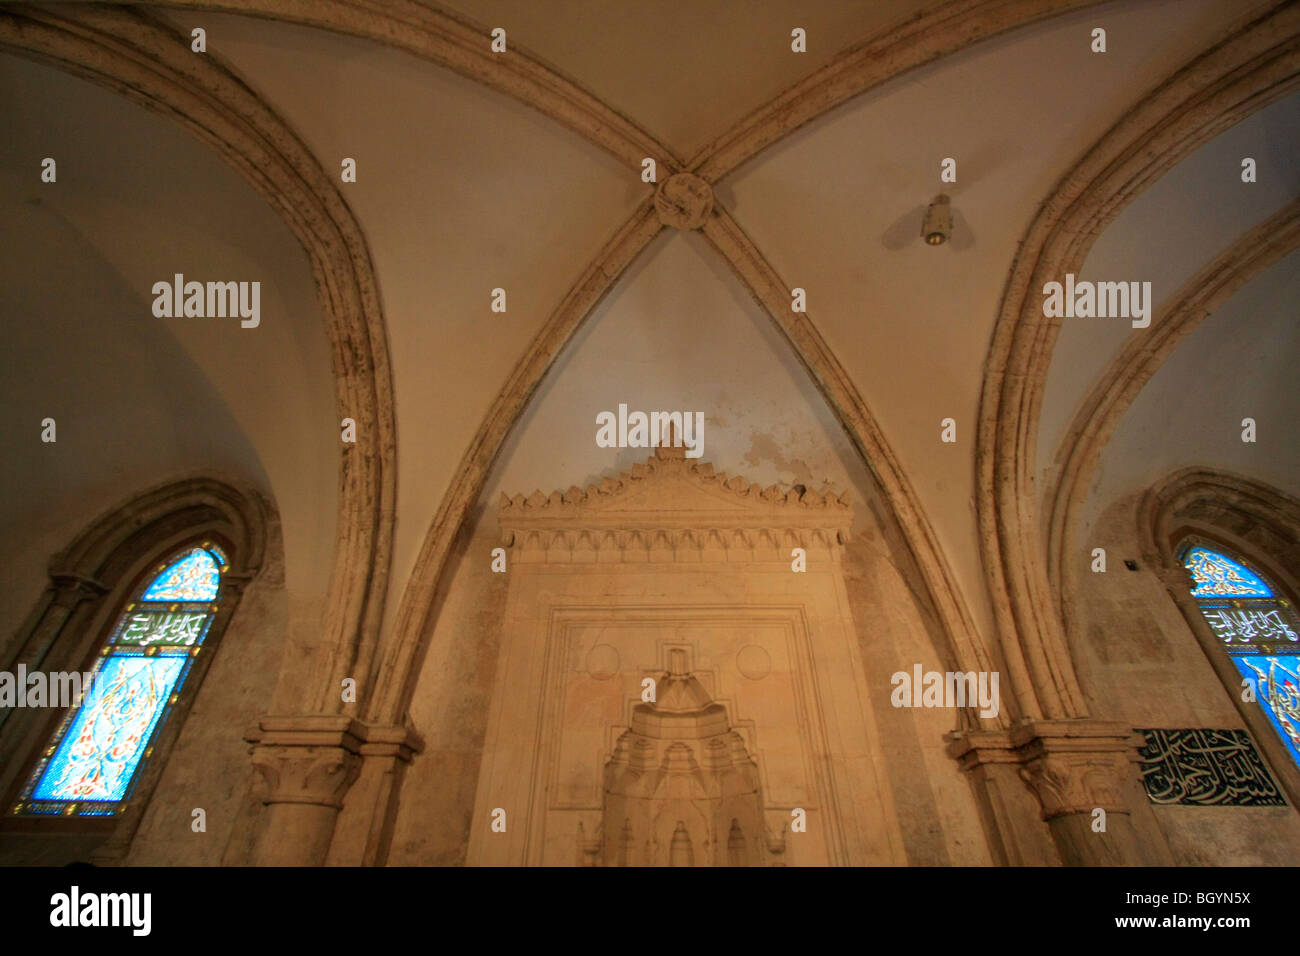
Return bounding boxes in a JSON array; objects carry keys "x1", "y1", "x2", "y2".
[
  {"x1": 32, "y1": 655, "x2": 187, "y2": 803},
  {"x1": 1234, "y1": 656, "x2": 1300, "y2": 771},
  {"x1": 141, "y1": 547, "x2": 220, "y2": 601},
  {"x1": 1183, "y1": 546, "x2": 1273, "y2": 597}
]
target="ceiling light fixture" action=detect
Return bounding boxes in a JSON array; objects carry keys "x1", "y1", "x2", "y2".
[{"x1": 922, "y1": 193, "x2": 952, "y2": 246}]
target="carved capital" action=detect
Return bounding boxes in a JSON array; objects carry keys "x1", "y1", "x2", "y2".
[
  {"x1": 949, "y1": 719, "x2": 1143, "y2": 820},
  {"x1": 47, "y1": 572, "x2": 107, "y2": 609},
  {"x1": 218, "y1": 570, "x2": 257, "y2": 600},
  {"x1": 654, "y1": 173, "x2": 713, "y2": 230},
  {"x1": 245, "y1": 715, "x2": 422, "y2": 808},
  {"x1": 1151, "y1": 561, "x2": 1196, "y2": 597},
  {"x1": 246, "y1": 714, "x2": 363, "y2": 808},
  {"x1": 249, "y1": 745, "x2": 360, "y2": 809},
  {"x1": 1017, "y1": 752, "x2": 1131, "y2": 820}
]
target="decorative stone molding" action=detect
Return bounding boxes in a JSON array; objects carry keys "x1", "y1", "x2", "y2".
[
  {"x1": 1017, "y1": 737, "x2": 1138, "y2": 822},
  {"x1": 473, "y1": 452, "x2": 904, "y2": 865},
  {"x1": 948, "y1": 719, "x2": 1146, "y2": 863},
  {"x1": 500, "y1": 452, "x2": 852, "y2": 564},
  {"x1": 286, "y1": 718, "x2": 425, "y2": 867},
  {"x1": 599, "y1": 649, "x2": 774, "y2": 866},
  {"x1": 246, "y1": 716, "x2": 421, "y2": 808},
  {"x1": 654, "y1": 173, "x2": 713, "y2": 230},
  {"x1": 49, "y1": 476, "x2": 267, "y2": 585},
  {"x1": 949, "y1": 720, "x2": 1142, "y2": 819},
  {"x1": 502, "y1": 456, "x2": 851, "y2": 519},
  {"x1": 250, "y1": 747, "x2": 361, "y2": 810},
  {"x1": 1139, "y1": 469, "x2": 1300, "y2": 597},
  {"x1": 470, "y1": 604, "x2": 905, "y2": 864},
  {"x1": 975, "y1": 2, "x2": 1300, "y2": 722}
]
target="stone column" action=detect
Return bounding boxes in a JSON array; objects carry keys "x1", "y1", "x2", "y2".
[
  {"x1": 947, "y1": 728, "x2": 1060, "y2": 864},
  {"x1": 949, "y1": 719, "x2": 1149, "y2": 865},
  {"x1": 246, "y1": 715, "x2": 365, "y2": 866},
  {"x1": 0, "y1": 574, "x2": 104, "y2": 749},
  {"x1": 326, "y1": 723, "x2": 423, "y2": 865},
  {"x1": 246, "y1": 715, "x2": 423, "y2": 866},
  {"x1": 3, "y1": 573, "x2": 105, "y2": 673}
]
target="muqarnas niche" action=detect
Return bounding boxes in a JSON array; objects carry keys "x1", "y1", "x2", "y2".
[{"x1": 588, "y1": 649, "x2": 779, "y2": 866}]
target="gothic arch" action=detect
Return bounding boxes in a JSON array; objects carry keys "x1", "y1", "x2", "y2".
[
  {"x1": 121, "y1": 1, "x2": 1116, "y2": 734},
  {"x1": 373, "y1": 198, "x2": 1001, "y2": 731},
  {"x1": 1048, "y1": 198, "x2": 1300, "y2": 614},
  {"x1": 141, "y1": 0, "x2": 1106, "y2": 180},
  {"x1": 363, "y1": 0, "x2": 1118, "y2": 728},
  {"x1": 0, "y1": 5, "x2": 397, "y2": 716},
  {"x1": 0, "y1": 475, "x2": 271, "y2": 863},
  {"x1": 686, "y1": 0, "x2": 1102, "y2": 179},
  {"x1": 975, "y1": 1, "x2": 1300, "y2": 721},
  {"x1": 1139, "y1": 467, "x2": 1300, "y2": 600},
  {"x1": 9, "y1": 0, "x2": 1288, "y2": 866},
  {"x1": 1137, "y1": 466, "x2": 1300, "y2": 805},
  {"x1": 698, "y1": 208, "x2": 997, "y2": 716}
]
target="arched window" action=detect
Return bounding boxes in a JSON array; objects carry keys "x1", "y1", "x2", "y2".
[
  {"x1": 1180, "y1": 541, "x2": 1300, "y2": 772},
  {"x1": 12, "y1": 542, "x2": 229, "y2": 818}
]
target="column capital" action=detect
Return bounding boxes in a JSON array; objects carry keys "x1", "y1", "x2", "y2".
[
  {"x1": 1152, "y1": 561, "x2": 1197, "y2": 595},
  {"x1": 947, "y1": 719, "x2": 1145, "y2": 820},
  {"x1": 245, "y1": 715, "x2": 423, "y2": 808},
  {"x1": 47, "y1": 572, "x2": 108, "y2": 608},
  {"x1": 217, "y1": 570, "x2": 257, "y2": 599},
  {"x1": 246, "y1": 714, "x2": 423, "y2": 756}
]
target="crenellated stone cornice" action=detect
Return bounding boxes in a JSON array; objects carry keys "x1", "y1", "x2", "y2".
[{"x1": 499, "y1": 454, "x2": 852, "y2": 563}]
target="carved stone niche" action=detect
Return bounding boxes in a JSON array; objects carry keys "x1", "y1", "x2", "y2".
[
  {"x1": 466, "y1": 449, "x2": 906, "y2": 865},
  {"x1": 597, "y1": 648, "x2": 774, "y2": 866}
]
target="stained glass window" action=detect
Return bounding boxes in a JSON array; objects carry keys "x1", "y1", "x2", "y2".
[
  {"x1": 14, "y1": 543, "x2": 227, "y2": 817},
  {"x1": 1184, "y1": 546, "x2": 1273, "y2": 597},
  {"x1": 1181, "y1": 542, "x2": 1300, "y2": 774}
]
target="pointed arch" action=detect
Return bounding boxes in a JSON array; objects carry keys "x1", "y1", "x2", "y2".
[
  {"x1": 698, "y1": 207, "x2": 1000, "y2": 724},
  {"x1": 976, "y1": 2, "x2": 1300, "y2": 721},
  {"x1": 136, "y1": 0, "x2": 1108, "y2": 180},
  {"x1": 1047, "y1": 198, "x2": 1300, "y2": 618},
  {"x1": 0, "y1": 6, "x2": 396, "y2": 713},
  {"x1": 0, "y1": 476, "x2": 270, "y2": 862},
  {"x1": 1138, "y1": 467, "x2": 1300, "y2": 805}
]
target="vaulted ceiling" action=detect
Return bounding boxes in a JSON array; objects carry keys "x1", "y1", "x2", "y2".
[{"x1": 1, "y1": 0, "x2": 1295, "y2": 705}]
